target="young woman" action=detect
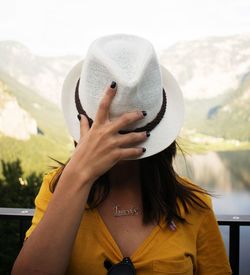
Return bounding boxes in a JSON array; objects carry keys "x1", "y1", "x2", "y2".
[{"x1": 12, "y1": 34, "x2": 232, "y2": 275}]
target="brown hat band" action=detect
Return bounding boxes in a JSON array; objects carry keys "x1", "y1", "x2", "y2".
[{"x1": 74, "y1": 78, "x2": 167, "y2": 134}]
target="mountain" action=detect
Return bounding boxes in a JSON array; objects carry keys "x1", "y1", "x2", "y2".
[
  {"x1": 0, "y1": 41, "x2": 81, "y2": 177},
  {"x1": 160, "y1": 34, "x2": 250, "y2": 141},
  {"x1": 160, "y1": 33, "x2": 250, "y2": 100},
  {"x1": 0, "y1": 80, "x2": 38, "y2": 140},
  {"x1": 0, "y1": 41, "x2": 80, "y2": 106},
  {"x1": 0, "y1": 75, "x2": 73, "y2": 178},
  {"x1": 183, "y1": 71, "x2": 250, "y2": 141},
  {"x1": 2, "y1": 34, "x2": 249, "y2": 107}
]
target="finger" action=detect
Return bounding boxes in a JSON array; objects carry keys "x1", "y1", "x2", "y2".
[
  {"x1": 77, "y1": 114, "x2": 90, "y2": 137},
  {"x1": 119, "y1": 147, "x2": 146, "y2": 160},
  {"x1": 95, "y1": 81, "x2": 117, "y2": 125},
  {"x1": 109, "y1": 110, "x2": 146, "y2": 134},
  {"x1": 116, "y1": 131, "x2": 149, "y2": 147}
]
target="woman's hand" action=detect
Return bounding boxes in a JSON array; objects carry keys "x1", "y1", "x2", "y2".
[{"x1": 65, "y1": 81, "x2": 148, "y2": 184}]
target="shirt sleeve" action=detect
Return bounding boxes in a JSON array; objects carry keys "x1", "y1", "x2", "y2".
[
  {"x1": 24, "y1": 168, "x2": 59, "y2": 241},
  {"x1": 196, "y1": 202, "x2": 232, "y2": 275}
]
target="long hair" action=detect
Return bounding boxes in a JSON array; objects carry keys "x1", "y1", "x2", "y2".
[{"x1": 48, "y1": 140, "x2": 214, "y2": 227}]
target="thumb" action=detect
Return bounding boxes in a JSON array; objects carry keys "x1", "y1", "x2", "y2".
[{"x1": 77, "y1": 114, "x2": 90, "y2": 137}]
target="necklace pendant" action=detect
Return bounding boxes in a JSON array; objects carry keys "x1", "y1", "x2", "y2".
[{"x1": 113, "y1": 205, "x2": 139, "y2": 217}]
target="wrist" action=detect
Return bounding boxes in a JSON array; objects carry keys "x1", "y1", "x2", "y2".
[{"x1": 63, "y1": 163, "x2": 95, "y2": 188}]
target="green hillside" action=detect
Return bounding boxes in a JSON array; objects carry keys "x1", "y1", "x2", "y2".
[
  {"x1": 0, "y1": 73, "x2": 74, "y2": 178},
  {"x1": 184, "y1": 73, "x2": 250, "y2": 141}
]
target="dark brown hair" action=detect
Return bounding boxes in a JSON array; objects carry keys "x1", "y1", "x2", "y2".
[{"x1": 48, "y1": 140, "x2": 214, "y2": 227}]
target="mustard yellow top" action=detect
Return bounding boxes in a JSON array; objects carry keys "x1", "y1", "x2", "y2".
[{"x1": 25, "y1": 168, "x2": 232, "y2": 275}]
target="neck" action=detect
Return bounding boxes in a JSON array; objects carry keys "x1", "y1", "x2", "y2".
[
  {"x1": 107, "y1": 160, "x2": 142, "y2": 205},
  {"x1": 108, "y1": 160, "x2": 140, "y2": 189}
]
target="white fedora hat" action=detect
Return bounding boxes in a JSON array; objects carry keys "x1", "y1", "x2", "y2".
[{"x1": 61, "y1": 34, "x2": 185, "y2": 159}]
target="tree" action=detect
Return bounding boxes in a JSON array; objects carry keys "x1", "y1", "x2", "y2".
[
  {"x1": 0, "y1": 159, "x2": 42, "y2": 207},
  {"x1": 0, "y1": 158, "x2": 43, "y2": 274}
]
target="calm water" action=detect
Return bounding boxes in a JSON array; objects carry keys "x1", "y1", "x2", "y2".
[{"x1": 175, "y1": 150, "x2": 250, "y2": 274}]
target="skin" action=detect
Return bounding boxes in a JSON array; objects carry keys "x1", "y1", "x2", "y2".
[
  {"x1": 109, "y1": 160, "x2": 141, "y2": 196},
  {"x1": 97, "y1": 159, "x2": 157, "y2": 258},
  {"x1": 11, "y1": 83, "x2": 148, "y2": 274}
]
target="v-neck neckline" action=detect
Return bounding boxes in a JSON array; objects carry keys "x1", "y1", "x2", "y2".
[{"x1": 94, "y1": 207, "x2": 164, "y2": 261}]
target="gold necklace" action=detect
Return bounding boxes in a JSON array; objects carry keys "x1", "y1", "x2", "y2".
[
  {"x1": 113, "y1": 205, "x2": 142, "y2": 217},
  {"x1": 112, "y1": 205, "x2": 177, "y2": 231}
]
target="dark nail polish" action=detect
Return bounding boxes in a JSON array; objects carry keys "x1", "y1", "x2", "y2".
[
  {"x1": 142, "y1": 111, "x2": 147, "y2": 116},
  {"x1": 77, "y1": 114, "x2": 81, "y2": 121},
  {"x1": 146, "y1": 131, "x2": 150, "y2": 137},
  {"x1": 110, "y1": 81, "x2": 116, "y2": 89},
  {"x1": 142, "y1": 147, "x2": 146, "y2": 152}
]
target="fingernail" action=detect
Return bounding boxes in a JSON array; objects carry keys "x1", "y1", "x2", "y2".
[
  {"x1": 142, "y1": 111, "x2": 147, "y2": 116},
  {"x1": 110, "y1": 81, "x2": 116, "y2": 89},
  {"x1": 77, "y1": 114, "x2": 81, "y2": 121},
  {"x1": 146, "y1": 131, "x2": 150, "y2": 137},
  {"x1": 142, "y1": 147, "x2": 146, "y2": 153}
]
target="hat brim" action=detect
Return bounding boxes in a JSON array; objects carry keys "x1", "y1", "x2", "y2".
[{"x1": 61, "y1": 60, "x2": 185, "y2": 159}]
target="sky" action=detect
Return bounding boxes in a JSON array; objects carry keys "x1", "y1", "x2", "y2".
[{"x1": 1, "y1": 0, "x2": 250, "y2": 56}]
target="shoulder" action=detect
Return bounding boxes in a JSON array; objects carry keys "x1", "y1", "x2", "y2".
[
  {"x1": 35, "y1": 167, "x2": 61, "y2": 203},
  {"x1": 178, "y1": 175, "x2": 212, "y2": 207},
  {"x1": 176, "y1": 175, "x2": 213, "y2": 219},
  {"x1": 43, "y1": 166, "x2": 62, "y2": 179}
]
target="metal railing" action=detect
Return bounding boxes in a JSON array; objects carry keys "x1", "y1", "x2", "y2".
[
  {"x1": 217, "y1": 214, "x2": 250, "y2": 275},
  {"x1": 1, "y1": 208, "x2": 250, "y2": 275},
  {"x1": 0, "y1": 207, "x2": 34, "y2": 247}
]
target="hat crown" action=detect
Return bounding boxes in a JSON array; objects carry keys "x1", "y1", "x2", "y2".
[
  {"x1": 61, "y1": 33, "x2": 185, "y2": 159},
  {"x1": 79, "y1": 34, "x2": 163, "y2": 130}
]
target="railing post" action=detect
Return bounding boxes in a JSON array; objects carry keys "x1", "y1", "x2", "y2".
[
  {"x1": 229, "y1": 224, "x2": 239, "y2": 275},
  {"x1": 19, "y1": 219, "x2": 25, "y2": 247}
]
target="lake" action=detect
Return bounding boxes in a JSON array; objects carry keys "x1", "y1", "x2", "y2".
[{"x1": 175, "y1": 150, "x2": 250, "y2": 275}]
